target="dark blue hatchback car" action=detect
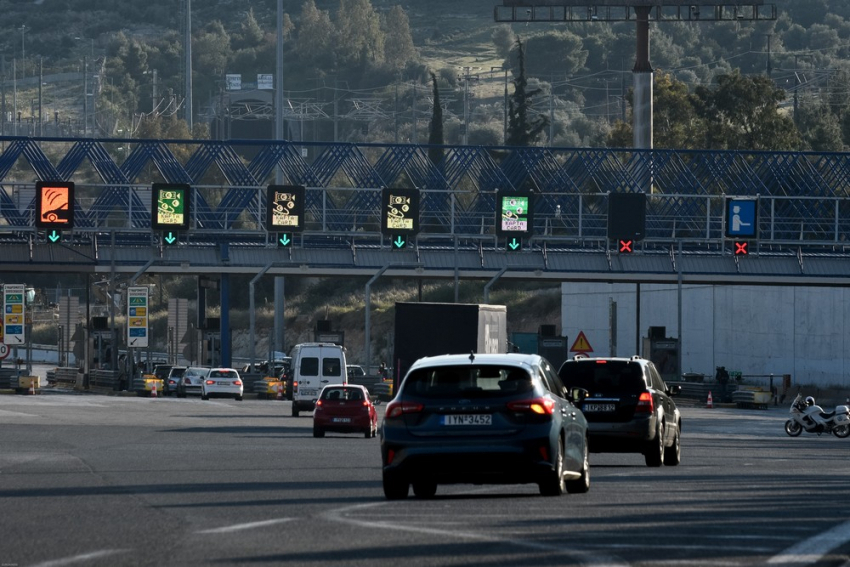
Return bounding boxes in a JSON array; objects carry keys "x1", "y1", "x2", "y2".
[{"x1": 380, "y1": 353, "x2": 590, "y2": 499}]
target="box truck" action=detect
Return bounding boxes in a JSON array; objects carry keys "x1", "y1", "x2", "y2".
[{"x1": 391, "y1": 302, "x2": 508, "y2": 391}]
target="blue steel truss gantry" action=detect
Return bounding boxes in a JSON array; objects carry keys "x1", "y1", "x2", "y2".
[{"x1": 1, "y1": 136, "x2": 850, "y2": 248}]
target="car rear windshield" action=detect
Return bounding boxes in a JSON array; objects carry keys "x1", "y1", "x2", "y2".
[
  {"x1": 403, "y1": 365, "x2": 533, "y2": 399},
  {"x1": 559, "y1": 360, "x2": 645, "y2": 394},
  {"x1": 321, "y1": 387, "x2": 365, "y2": 401},
  {"x1": 209, "y1": 370, "x2": 238, "y2": 379}
]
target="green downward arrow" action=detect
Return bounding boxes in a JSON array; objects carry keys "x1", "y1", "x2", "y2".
[
  {"x1": 48, "y1": 230, "x2": 60, "y2": 243},
  {"x1": 165, "y1": 232, "x2": 176, "y2": 244},
  {"x1": 393, "y1": 236, "x2": 405, "y2": 248},
  {"x1": 279, "y1": 234, "x2": 291, "y2": 246},
  {"x1": 508, "y1": 238, "x2": 520, "y2": 250}
]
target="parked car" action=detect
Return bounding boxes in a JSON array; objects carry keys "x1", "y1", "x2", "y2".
[
  {"x1": 163, "y1": 366, "x2": 186, "y2": 397},
  {"x1": 313, "y1": 384, "x2": 378, "y2": 438},
  {"x1": 177, "y1": 367, "x2": 209, "y2": 398},
  {"x1": 557, "y1": 355, "x2": 682, "y2": 467},
  {"x1": 380, "y1": 353, "x2": 590, "y2": 500},
  {"x1": 201, "y1": 368, "x2": 244, "y2": 401}
]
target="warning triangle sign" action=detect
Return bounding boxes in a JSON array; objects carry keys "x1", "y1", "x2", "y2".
[{"x1": 570, "y1": 331, "x2": 593, "y2": 353}]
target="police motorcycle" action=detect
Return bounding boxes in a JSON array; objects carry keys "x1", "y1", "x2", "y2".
[{"x1": 785, "y1": 394, "x2": 850, "y2": 438}]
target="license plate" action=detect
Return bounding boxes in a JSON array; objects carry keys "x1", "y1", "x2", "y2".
[
  {"x1": 442, "y1": 414, "x2": 492, "y2": 426},
  {"x1": 300, "y1": 389, "x2": 317, "y2": 397},
  {"x1": 583, "y1": 403, "x2": 616, "y2": 412},
  {"x1": 217, "y1": 381, "x2": 229, "y2": 385},
  {"x1": 332, "y1": 417, "x2": 351, "y2": 423}
]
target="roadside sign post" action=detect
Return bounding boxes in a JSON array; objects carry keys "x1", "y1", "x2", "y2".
[
  {"x1": 127, "y1": 286, "x2": 149, "y2": 386},
  {"x1": 4, "y1": 284, "x2": 26, "y2": 347}
]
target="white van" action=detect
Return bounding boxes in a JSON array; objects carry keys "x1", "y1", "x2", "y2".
[{"x1": 289, "y1": 342, "x2": 347, "y2": 416}]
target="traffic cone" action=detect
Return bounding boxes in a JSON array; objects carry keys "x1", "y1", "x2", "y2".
[
  {"x1": 151, "y1": 381, "x2": 158, "y2": 398},
  {"x1": 276, "y1": 383, "x2": 283, "y2": 401},
  {"x1": 29, "y1": 380, "x2": 36, "y2": 396},
  {"x1": 706, "y1": 391, "x2": 713, "y2": 409}
]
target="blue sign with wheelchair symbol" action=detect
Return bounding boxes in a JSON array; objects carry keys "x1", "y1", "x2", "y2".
[{"x1": 726, "y1": 198, "x2": 757, "y2": 238}]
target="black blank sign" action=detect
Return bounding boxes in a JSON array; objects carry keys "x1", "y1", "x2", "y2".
[{"x1": 608, "y1": 193, "x2": 646, "y2": 241}]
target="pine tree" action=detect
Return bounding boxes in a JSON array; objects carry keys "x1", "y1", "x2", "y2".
[
  {"x1": 428, "y1": 72, "x2": 444, "y2": 166},
  {"x1": 506, "y1": 38, "x2": 547, "y2": 147}
]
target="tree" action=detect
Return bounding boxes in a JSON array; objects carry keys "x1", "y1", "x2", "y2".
[
  {"x1": 335, "y1": 0, "x2": 384, "y2": 68},
  {"x1": 383, "y1": 6, "x2": 417, "y2": 71},
  {"x1": 428, "y1": 72, "x2": 444, "y2": 166},
  {"x1": 694, "y1": 70, "x2": 801, "y2": 150},
  {"x1": 295, "y1": 0, "x2": 336, "y2": 71},
  {"x1": 506, "y1": 39, "x2": 547, "y2": 147}
]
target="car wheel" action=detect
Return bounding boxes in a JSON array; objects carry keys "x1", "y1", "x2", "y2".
[
  {"x1": 313, "y1": 427, "x2": 324, "y2": 438},
  {"x1": 364, "y1": 428, "x2": 372, "y2": 439},
  {"x1": 235, "y1": 395, "x2": 243, "y2": 401},
  {"x1": 177, "y1": 390, "x2": 186, "y2": 398},
  {"x1": 539, "y1": 437, "x2": 566, "y2": 496},
  {"x1": 663, "y1": 425, "x2": 681, "y2": 466},
  {"x1": 645, "y1": 422, "x2": 664, "y2": 467},
  {"x1": 292, "y1": 404, "x2": 300, "y2": 417},
  {"x1": 383, "y1": 471, "x2": 409, "y2": 500},
  {"x1": 566, "y1": 440, "x2": 591, "y2": 494},
  {"x1": 201, "y1": 392, "x2": 209, "y2": 400},
  {"x1": 412, "y1": 480, "x2": 437, "y2": 499}
]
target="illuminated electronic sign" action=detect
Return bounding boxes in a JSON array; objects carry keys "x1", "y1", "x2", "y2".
[
  {"x1": 495, "y1": 191, "x2": 534, "y2": 237},
  {"x1": 381, "y1": 188, "x2": 420, "y2": 237},
  {"x1": 151, "y1": 183, "x2": 191, "y2": 230},
  {"x1": 35, "y1": 181, "x2": 75, "y2": 230},
  {"x1": 266, "y1": 185, "x2": 305, "y2": 232}
]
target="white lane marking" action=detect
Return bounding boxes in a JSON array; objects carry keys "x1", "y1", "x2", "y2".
[
  {"x1": 196, "y1": 517, "x2": 294, "y2": 534},
  {"x1": 323, "y1": 502, "x2": 628, "y2": 567},
  {"x1": 768, "y1": 519, "x2": 850, "y2": 565},
  {"x1": 30, "y1": 549, "x2": 131, "y2": 567}
]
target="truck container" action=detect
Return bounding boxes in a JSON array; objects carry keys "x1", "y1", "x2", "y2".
[{"x1": 391, "y1": 302, "x2": 508, "y2": 390}]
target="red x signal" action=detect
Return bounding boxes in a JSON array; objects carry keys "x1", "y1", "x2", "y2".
[
  {"x1": 734, "y1": 241, "x2": 748, "y2": 255},
  {"x1": 619, "y1": 240, "x2": 633, "y2": 253}
]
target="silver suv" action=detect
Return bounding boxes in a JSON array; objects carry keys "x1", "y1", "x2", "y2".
[{"x1": 557, "y1": 355, "x2": 682, "y2": 467}]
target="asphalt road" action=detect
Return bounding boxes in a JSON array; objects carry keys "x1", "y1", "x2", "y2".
[{"x1": 1, "y1": 392, "x2": 849, "y2": 567}]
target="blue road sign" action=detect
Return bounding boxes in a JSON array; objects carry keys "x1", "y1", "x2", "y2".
[{"x1": 726, "y1": 198, "x2": 757, "y2": 238}]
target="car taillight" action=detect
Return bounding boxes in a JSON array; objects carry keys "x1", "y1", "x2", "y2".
[
  {"x1": 233, "y1": 380, "x2": 242, "y2": 386},
  {"x1": 386, "y1": 400, "x2": 424, "y2": 418},
  {"x1": 316, "y1": 400, "x2": 324, "y2": 408},
  {"x1": 184, "y1": 377, "x2": 191, "y2": 384},
  {"x1": 205, "y1": 380, "x2": 214, "y2": 385},
  {"x1": 293, "y1": 380, "x2": 298, "y2": 392},
  {"x1": 508, "y1": 396, "x2": 556, "y2": 415},
  {"x1": 168, "y1": 380, "x2": 176, "y2": 385},
  {"x1": 636, "y1": 391, "x2": 654, "y2": 413}
]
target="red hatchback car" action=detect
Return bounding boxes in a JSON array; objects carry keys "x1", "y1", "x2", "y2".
[{"x1": 313, "y1": 384, "x2": 378, "y2": 438}]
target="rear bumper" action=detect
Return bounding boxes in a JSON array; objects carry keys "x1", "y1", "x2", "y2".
[
  {"x1": 585, "y1": 414, "x2": 656, "y2": 452},
  {"x1": 203, "y1": 385, "x2": 243, "y2": 398},
  {"x1": 381, "y1": 433, "x2": 557, "y2": 485},
  {"x1": 315, "y1": 414, "x2": 373, "y2": 432}
]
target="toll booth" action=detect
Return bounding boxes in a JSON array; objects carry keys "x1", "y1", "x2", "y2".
[{"x1": 642, "y1": 326, "x2": 679, "y2": 382}]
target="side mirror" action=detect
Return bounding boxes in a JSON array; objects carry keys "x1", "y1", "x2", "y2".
[{"x1": 668, "y1": 384, "x2": 682, "y2": 396}]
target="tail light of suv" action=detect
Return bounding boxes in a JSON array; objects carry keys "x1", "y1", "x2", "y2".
[{"x1": 635, "y1": 391, "x2": 654, "y2": 414}]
